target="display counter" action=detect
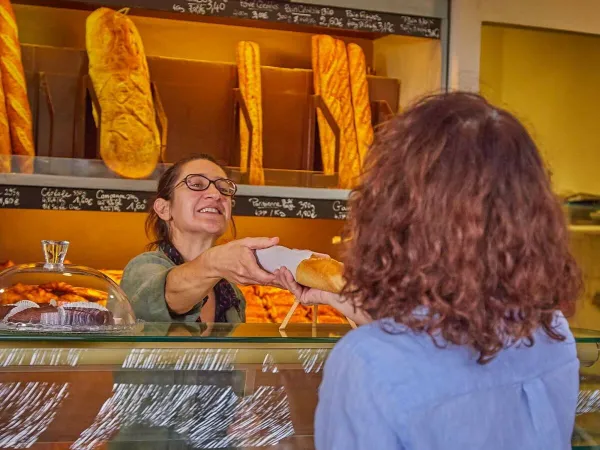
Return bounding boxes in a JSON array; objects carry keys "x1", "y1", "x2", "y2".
[{"x1": 0, "y1": 323, "x2": 599, "y2": 449}]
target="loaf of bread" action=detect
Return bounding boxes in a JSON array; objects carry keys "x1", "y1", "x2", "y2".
[
  {"x1": 0, "y1": 69, "x2": 11, "y2": 173},
  {"x1": 236, "y1": 41, "x2": 265, "y2": 185},
  {"x1": 0, "y1": 0, "x2": 34, "y2": 173},
  {"x1": 296, "y1": 255, "x2": 345, "y2": 294},
  {"x1": 86, "y1": 7, "x2": 160, "y2": 179},
  {"x1": 347, "y1": 43, "x2": 373, "y2": 168},
  {"x1": 312, "y1": 35, "x2": 360, "y2": 189}
]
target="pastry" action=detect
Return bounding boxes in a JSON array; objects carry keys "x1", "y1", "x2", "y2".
[
  {"x1": 1, "y1": 281, "x2": 108, "y2": 307},
  {"x1": 0, "y1": 0, "x2": 34, "y2": 173},
  {"x1": 6, "y1": 304, "x2": 57, "y2": 323},
  {"x1": 2, "y1": 300, "x2": 114, "y2": 326},
  {"x1": 347, "y1": 43, "x2": 373, "y2": 168},
  {"x1": 0, "y1": 305, "x2": 14, "y2": 319},
  {"x1": 312, "y1": 35, "x2": 360, "y2": 189},
  {"x1": 86, "y1": 7, "x2": 160, "y2": 179},
  {"x1": 236, "y1": 41, "x2": 265, "y2": 185},
  {"x1": 61, "y1": 303, "x2": 114, "y2": 326}
]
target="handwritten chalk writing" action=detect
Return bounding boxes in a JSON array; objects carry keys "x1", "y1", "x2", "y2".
[
  {"x1": 296, "y1": 200, "x2": 317, "y2": 219},
  {"x1": 248, "y1": 197, "x2": 295, "y2": 211},
  {"x1": 251, "y1": 10, "x2": 269, "y2": 20},
  {"x1": 332, "y1": 201, "x2": 348, "y2": 213},
  {"x1": 0, "y1": 187, "x2": 20, "y2": 207},
  {"x1": 241, "y1": 0, "x2": 279, "y2": 11},
  {"x1": 162, "y1": 0, "x2": 440, "y2": 39},
  {"x1": 126, "y1": 198, "x2": 147, "y2": 212},
  {"x1": 284, "y1": 3, "x2": 320, "y2": 15},
  {"x1": 232, "y1": 9, "x2": 249, "y2": 17},
  {"x1": 187, "y1": 3, "x2": 206, "y2": 14},
  {"x1": 0, "y1": 187, "x2": 21, "y2": 208}
]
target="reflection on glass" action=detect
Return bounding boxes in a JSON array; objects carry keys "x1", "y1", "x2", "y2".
[{"x1": 0, "y1": 382, "x2": 69, "y2": 448}]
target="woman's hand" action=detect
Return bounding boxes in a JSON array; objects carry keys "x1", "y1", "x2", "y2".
[
  {"x1": 275, "y1": 265, "x2": 373, "y2": 326},
  {"x1": 274, "y1": 266, "x2": 340, "y2": 306},
  {"x1": 203, "y1": 237, "x2": 279, "y2": 286}
]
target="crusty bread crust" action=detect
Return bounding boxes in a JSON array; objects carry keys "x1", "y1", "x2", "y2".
[
  {"x1": 296, "y1": 256, "x2": 345, "y2": 293},
  {"x1": 0, "y1": 0, "x2": 34, "y2": 173},
  {"x1": 86, "y1": 7, "x2": 160, "y2": 179},
  {"x1": 312, "y1": 35, "x2": 360, "y2": 189},
  {"x1": 347, "y1": 43, "x2": 373, "y2": 168},
  {"x1": 236, "y1": 41, "x2": 265, "y2": 185},
  {"x1": 0, "y1": 68, "x2": 11, "y2": 172}
]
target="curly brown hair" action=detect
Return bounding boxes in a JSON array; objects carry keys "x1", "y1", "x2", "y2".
[{"x1": 342, "y1": 92, "x2": 582, "y2": 363}]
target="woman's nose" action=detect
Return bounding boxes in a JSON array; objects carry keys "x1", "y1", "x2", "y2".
[{"x1": 203, "y1": 183, "x2": 221, "y2": 197}]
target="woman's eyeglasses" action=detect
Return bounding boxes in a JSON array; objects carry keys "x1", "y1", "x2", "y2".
[{"x1": 175, "y1": 174, "x2": 237, "y2": 197}]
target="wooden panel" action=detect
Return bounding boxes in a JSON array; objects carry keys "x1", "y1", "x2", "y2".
[
  {"x1": 260, "y1": 67, "x2": 313, "y2": 171},
  {"x1": 21, "y1": 45, "x2": 86, "y2": 158},
  {"x1": 148, "y1": 57, "x2": 237, "y2": 165}
]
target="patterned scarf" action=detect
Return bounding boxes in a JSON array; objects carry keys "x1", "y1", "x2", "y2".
[{"x1": 159, "y1": 241, "x2": 241, "y2": 323}]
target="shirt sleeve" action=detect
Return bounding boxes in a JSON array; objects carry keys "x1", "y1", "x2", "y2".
[
  {"x1": 315, "y1": 332, "x2": 404, "y2": 450},
  {"x1": 121, "y1": 254, "x2": 201, "y2": 322}
]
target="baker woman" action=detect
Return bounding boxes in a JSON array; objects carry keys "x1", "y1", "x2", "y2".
[{"x1": 121, "y1": 154, "x2": 278, "y2": 323}]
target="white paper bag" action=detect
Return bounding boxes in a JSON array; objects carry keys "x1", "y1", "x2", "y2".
[{"x1": 255, "y1": 246, "x2": 313, "y2": 279}]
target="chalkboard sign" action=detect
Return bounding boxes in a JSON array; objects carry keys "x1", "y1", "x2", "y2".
[
  {"x1": 93, "y1": 0, "x2": 441, "y2": 38},
  {"x1": 0, "y1": 185, "x2": 349, "y2": 220}
]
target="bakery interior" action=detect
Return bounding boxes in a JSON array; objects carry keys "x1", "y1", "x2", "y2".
[
  {"x1": 0, "y1": 0, "x2": 443, "y2": 324},
  {"x1": 0, "y1": 1, "x2": 451, "y2": 448},
  {"x1": 1, "y1": 0, "x2": 600, "y2": 447}
]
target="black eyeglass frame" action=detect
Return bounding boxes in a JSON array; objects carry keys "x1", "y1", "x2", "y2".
[{"x1": 174, "y1": 174, "x2": 238, "y2": 197}]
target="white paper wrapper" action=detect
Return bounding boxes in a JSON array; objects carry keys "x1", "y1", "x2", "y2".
[{"x1": 255, "y1": 246, "x2": 313, "y2": 279}]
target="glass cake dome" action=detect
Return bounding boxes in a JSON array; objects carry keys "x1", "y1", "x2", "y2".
[{"x1": 0, "y1": 240, "x2": 137, "y2": 332}]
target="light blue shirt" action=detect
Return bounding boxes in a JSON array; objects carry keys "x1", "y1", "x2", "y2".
[{"x1": 315, "y1": 314, "x2": 578, "y2": 450}]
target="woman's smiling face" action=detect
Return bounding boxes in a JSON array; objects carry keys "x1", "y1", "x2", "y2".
[{"x1": 167, "y1": 158, "x2": 233, "y2": 239}]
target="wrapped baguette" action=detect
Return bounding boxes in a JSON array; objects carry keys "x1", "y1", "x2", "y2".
[
  {"x1": 0, "y1": 0, "x2": 34, "y2": 173},
  {"x1": 0, "y1": 68, "x2": 11, "y2": 173},
  {"x1": 236, "y1": 41, "x2": 265, "y2": 185},
  {"x1": 255, "y1": 246, "x2": 345, "y2": 294},
  {"x1": 86, "y1": 7, "x2": 160, "y2": 179},
  {"x1": 312, "y1": 35, "x2": 360, "y2": 189},
  {"x1": 296, "y1": 255, "x2": 345, "y2": 294},
  {"x1": 347, "y1": 43, "x2": 373, "y2": 167}
]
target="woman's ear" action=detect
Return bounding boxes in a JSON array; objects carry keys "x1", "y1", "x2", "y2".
[{"x1": 154, "y1": 198, "x2": 171, "y2": 221}]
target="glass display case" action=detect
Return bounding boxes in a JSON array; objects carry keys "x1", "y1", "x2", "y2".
[
  {"x1": 0, "y1": 324, "x2": 599, "y2": 449},
  {"x1": 0, "y1": 239, "x2": 138, "y2": 332}
]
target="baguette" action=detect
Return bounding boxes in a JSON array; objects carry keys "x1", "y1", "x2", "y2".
[
  {"x1": 0, "y1": 68, "x2": 11, "y2": 172},
  {"x1": 296, "y1": 255, "x2": 345, "y2": 294},
  {"x1": 312, "y1": 35, "x2": 360, "y2": 189},
  {"x1": 347, "y1": 43, "x2": 373, "y2": 167},
  {"x1": 236, "y1": 41, "x2": 265, "y2": 185},
  {"x1": 0, "y1": 0, "x2": 34, "y2": 173},
  {"x1": 86, "y1": 7, "x2": 160, "y2": 179}
]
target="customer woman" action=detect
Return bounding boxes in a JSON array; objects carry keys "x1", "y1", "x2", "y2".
[
  {"x1": 121, "y1": 154, "x2": 278, "y2": 322},
  {"x1": 276, "y1": 93, "x2": 582, "y2": 449}
]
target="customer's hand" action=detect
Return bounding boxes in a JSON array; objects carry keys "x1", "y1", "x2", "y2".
[
  {"x1": 204, "y1": 237, "x2": 279, "y2": 286},
  {"x1": 274, "y1": 266, "x2": 340, "y2": 306}
]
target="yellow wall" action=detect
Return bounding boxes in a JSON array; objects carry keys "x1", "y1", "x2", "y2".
[
  {"x1": 480, "y1": 24, "x2": 600, "y2": 196},
  {"x1": 480, "y1": 24, "x2": 600, "y2": 331},
  {"x1": 0, "y1": 210, "x2": 344, "y2": 269}
]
